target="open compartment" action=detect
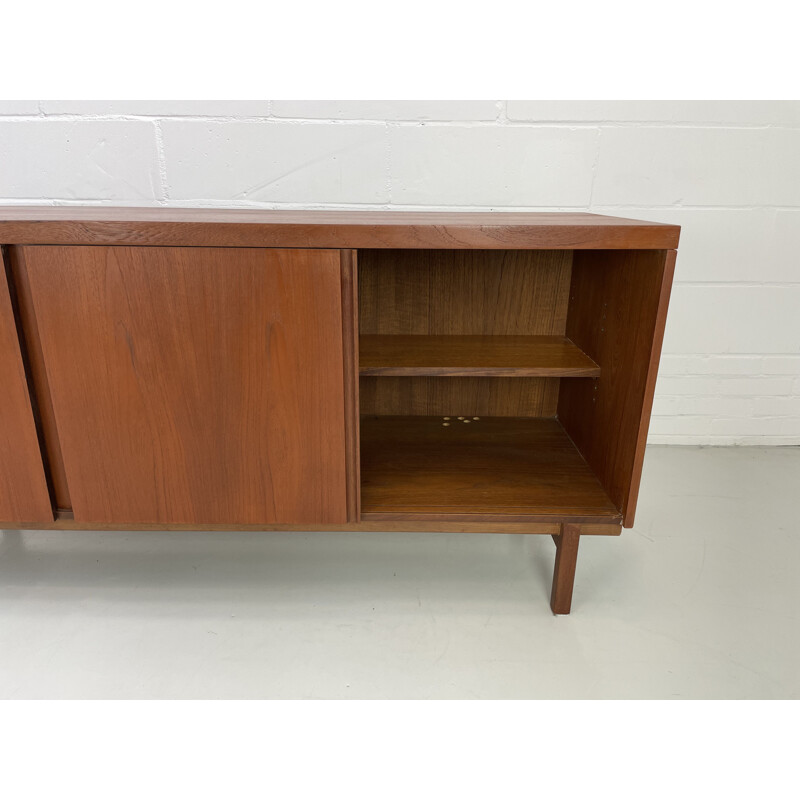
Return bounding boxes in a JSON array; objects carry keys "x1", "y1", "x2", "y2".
[
  {"x1": 356, "y1": 247, "x2": 673, "y2": 526},
  {"x1": 355, "y1": 248, "x2": 603, "y2": 521}
]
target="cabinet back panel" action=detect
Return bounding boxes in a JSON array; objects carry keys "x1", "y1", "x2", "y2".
[
  {"x1": 360, "y1": 376, "x2": 559, "y2": 417},
  {"x1": 359, "y1": 249, "x2": 571, "y2": 416},
  {"x1": 359, "y1": 249, "x2": 572, "y2": 335}
]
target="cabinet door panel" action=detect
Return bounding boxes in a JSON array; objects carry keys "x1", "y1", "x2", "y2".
[
  {"x1": 22, "y1": 246, "x2": 349, "y2": 525},
  {"x1": 0, "y1": 258, "x2": 53, "y2": 522}
]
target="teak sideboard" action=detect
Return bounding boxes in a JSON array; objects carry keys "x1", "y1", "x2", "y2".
[{"x1": 0, "y1": 208, "x2": 679, "y2": 614}]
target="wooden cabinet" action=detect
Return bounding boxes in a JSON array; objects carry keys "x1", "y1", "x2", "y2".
[{"x1": 0, "y1": 208, "x2": 679, "y2": 614}]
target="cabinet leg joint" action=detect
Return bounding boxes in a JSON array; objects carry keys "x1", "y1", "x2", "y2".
[{"x1": 550, "y1": 523, "x2": 581, "y2": 615}]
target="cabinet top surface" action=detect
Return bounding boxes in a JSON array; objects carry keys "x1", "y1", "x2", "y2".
[{"x1": 0, "y1": 207, "x2": 680, "y2": 249}]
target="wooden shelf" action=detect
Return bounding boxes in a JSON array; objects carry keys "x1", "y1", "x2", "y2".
[
  {"x1": 360, "y1": 416, "x2": 621, "y2": 522},
  {"x1": 359, "y1": 335, "x2": 600, "y2": 378}
]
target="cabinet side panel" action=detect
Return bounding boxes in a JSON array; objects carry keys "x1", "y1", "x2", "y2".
[
  {"x1": 557, "y1": 249, "x2": 675, "y2": 527},
  {"x1": 21, "y1": 246, "x2": 349, "y2": 525},
  {"x1": 0, "y1": 249, "x2": 54, "y2": 522}
]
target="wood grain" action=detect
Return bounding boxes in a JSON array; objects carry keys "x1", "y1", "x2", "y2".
[
  {"x1": 0, "y1": 207, "x2": 681, "y2": 250},
  {"x1": 0, "y1": 249, "x2": 53, "y2": 522},
  {"x1": 557, "y1": 249, "x2": 676, "y2": 527},
  {"x1": 0, "y1": 514, "x2": 622, "y2": 535},
  {"x1": 359, "y1": 376, "x2": 560, "y2": 417},
  {"x1": 359, "y1": 335, "x2": 600, "y2": 377},
  {"x1": 340, "y1": 250, "x2": 361, "y2": 522},
  {"x1": 624, "y1": 250, "x2": 676, "y2": 526},
  {"x1": 21, "y1": 246, "x2": 350, "y2": 525},
  {"x1": 359, "y1": 249, "x2": 573, "y2": 335},
  {"x1": 551, "y1": 524, "x2": 580, "y2": 615},
  {"x1": 359, "y1": 248, "x2": 572, "y2": 416},
  {"x1": 7, "y1": 247, "x2": 72, "y2": 511},
  {"x1": 360, "y1": 416, "x2": 620, "y2": 522}
]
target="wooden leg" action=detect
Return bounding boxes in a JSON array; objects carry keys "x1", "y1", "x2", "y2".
[{"x1": 550, "y1": 523, "x2": 580, "y2": 615}]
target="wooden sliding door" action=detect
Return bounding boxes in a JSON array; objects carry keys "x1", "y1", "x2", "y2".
[
  {"x1": 19, "y1": 246, "x2": 353, "y2": 525},
  {"x1": 0, "y1": 254, "x2": 53, "y2": 523}
]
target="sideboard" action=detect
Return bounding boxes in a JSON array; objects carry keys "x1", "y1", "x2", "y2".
[{"x1": 0, "y1": 208, "x2": 678, "y2": 614}]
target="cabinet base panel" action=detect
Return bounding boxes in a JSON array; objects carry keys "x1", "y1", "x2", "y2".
[{"x1": 1, "y1": 516, "x2": 621, "y2": 536}]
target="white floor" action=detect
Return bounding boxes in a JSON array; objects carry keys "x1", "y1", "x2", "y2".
[{"x1": 1, "y1": 445, "x2": 798, "y2": 699}]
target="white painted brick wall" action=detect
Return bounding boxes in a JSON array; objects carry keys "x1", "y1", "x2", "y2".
[
  {"x1": 0, "y1": 119, "x2": 161, "y2": 200},
  {"x1": 592, "y1": 127, "x2": 800, "y2": 206},
  {"x1": 388, "y1": 126, "x2": 597, "y2": 206},
  {"x1": 160, "y1": 121, "x2": 389, "y2": 204},
  {"x1": 0, "y1": 100, "x2": 798, "y2": 445}
]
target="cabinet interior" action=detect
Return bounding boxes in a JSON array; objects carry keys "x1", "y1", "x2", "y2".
[{"x1": 357, "y1": 248, "x2": 618, "y2": 521}]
